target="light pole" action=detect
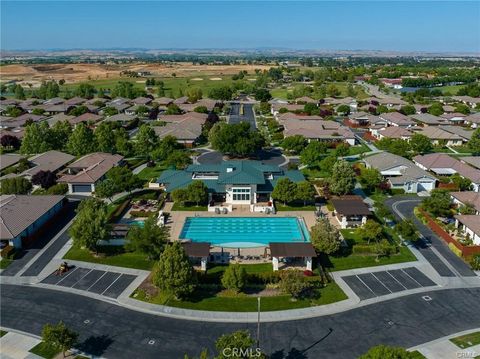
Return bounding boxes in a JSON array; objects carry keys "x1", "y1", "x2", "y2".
[{"x1": 256, "y1": 297, "x2": 261, "y2": 349}]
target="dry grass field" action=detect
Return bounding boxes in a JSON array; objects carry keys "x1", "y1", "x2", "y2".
[{"x1": 0, "y1": 62, "x2": 272, "y2": 85}]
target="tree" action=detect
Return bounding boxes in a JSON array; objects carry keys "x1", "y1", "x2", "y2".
[
  {"x1": 221, "y1": 264, "x2": 247, "y2": 292},
  {"x1": 359, "y1": 345, "x2": 415, "y2": 359},
  {"x1": 254, "y1": 88, "x2": 272, "y2": 102},
  {"x1": 187, "y1": 181, "x2": 208, "y2": 205},
  {"x1": 327, "y1": 84, "x2": 340, "y2": 97},
  {"x1": 20, "y1": 122, "x2": 53, "y2": 154},
  {"x1": 468, "y1": 128, "x2": 480, "y2": 154},
  {"x1": 319, "y1": 155, "x2": 337, "y2": 174},
  {"x1": 69, "y1": 198, "x2": 110, "y2": 253},
  {"x1": 215, "y1": 330, "x2": 255, "y2": 359},
  {"x1": 41, "y1": 321, "x2": 78, "y2": 358},
  {"x1": 334, "y1": 143, "x2": 350, "y2": 157},
  {"x1": 94, "y1": 122, "x2": 116, "y2": 153},
  {"x1": 0, "y1": 177, "x2": 32, "y2": 194},
  {"x1": 165, "y1": 150, "x2": 192, "y2": 170},
  {"x1": 171, "y1": 188, "x2": 189, "y2": 205},
  {"x1": 459, "y1": 202, "x2": 476, "y2": 215},
  {"x1": 399, "y1": 105, "x2": 416, "y2": 115},
  {"x1": 359, "y1": 167, "x2": 383, "y2": 191},
  {"x1": 105, "y1": 166, "x2": 141, "y2": 193},
  {"x1": 126, "y1": 216, "x2": 169, "y2": 260},
  {"x1": 193, "y1": 105, "x2": 208, "y2": 114},
  {"x1": 279, "y1": 270, "x2": 311, "y2": 299},
  {"x1": 165, "y1": 103, "x2": 182, "y2": 115},
  {"x1": 68, "y1": 105, "x2": 89, "y2": 117},
  {"x1": 455, "y1": 103, "x2": 471, "y2": 115},
  {"x1": 281, "y1": 135, "x2": 307, "y2": 154},
  {"x1": 66, "y1": 123, "x2": 95, "y2": 156},
  {"x1": 358, "y1": 219, "x2": 383, "y2": 244},
  {"x1": 135, "y1": 124, "x2": 158, "y2": 156},
  {"x1": 209, "y1": 122, "x2": 264, "y2": 157},
  {"x1": 51, "y1": 120, "x2": 72, "y2": 151},
  {"x1": 451, "y1": 173, "x2": 472, "y2": 191},
  {"x1": 94, "y1": 179, "x2": 116, "y2": 202},
  {"x1": 271, "y1": 177, "x2": 297, "y2": 205},
  {"x1": 152, "y1": 135, "x2": 180, "y2": 161},
  {"x1": 300, "y1": 141, "x2": 327, "y2": 166},
  {"x1": 74, "y1": 83, "x2": 96, "y2": 99},
  {"x1": 31, "y1": 170, "x2": 56, "y2": 189},
  {"x1": 296, "y1": 181, "x2": 315, "y2": 205},
  {"x1": 14, "y1": 84, "x2": 26, "y2": 100},
  {"x1": 329, "y1": 160, "x2": 356, "y2": 195},
  {"x1": 1, "y1": 134, "x2": 21, "y2": 149},
  {"x1": 422, "y1": 189, "x2": 451, "y2": 217},
  {"x1": 208, "y1": 86, "x2": 233, "y2": 101},
  {"x1": 114, "y1": 128, "x2": 133, "y2": 156},
  {"x1": 428, "y1": 102, "x2": 444, "y2": 116},
  {"x1": 103, "y1": 106, "x2": 119, "y2": 117},
  {"x1": 410, "y1": 133, "x2": 433, "y2": 154},
  {"x1": 336, "y1": 104, "x2": 350, "y2": 115},
  {"x1": 395, "y1": 219, "x2": 419, "y2": 243},
  {"x1": 135, "y1": 105, "x2": 150, "y2": 116},
  {"x1": 186, "y1": 88, "x2": 203, "y2": 102},
  {"x1": 152, "y1": 242, "x2": 195, "y2": 299},
  {"x1": 310, "y1": 218, "x2": 341, "y2": 254}
]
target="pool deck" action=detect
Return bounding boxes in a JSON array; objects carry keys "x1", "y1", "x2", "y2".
[{"x1": 165, "y1": 203, "x2": 317, "y2": 252}]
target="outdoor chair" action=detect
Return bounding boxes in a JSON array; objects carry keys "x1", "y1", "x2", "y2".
[
  {"x1": 222, "y1": 207, "x2": 228, "y2": 214},
  {"x1": 215, "y1": 208, "x2": 221, "y2": 214}
]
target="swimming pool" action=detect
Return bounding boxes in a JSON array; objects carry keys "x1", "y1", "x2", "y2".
[{"x1": 179, "y1": 217, "x2": 310, "y2": 248}]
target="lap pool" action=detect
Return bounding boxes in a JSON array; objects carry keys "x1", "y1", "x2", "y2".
[{"x1": 179, "y1": 217, "x2": 310, "y2": 248}]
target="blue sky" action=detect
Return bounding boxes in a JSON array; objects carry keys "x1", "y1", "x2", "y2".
[{"x1": 1, "y1": 1, "x2": 479, "y2": 52}]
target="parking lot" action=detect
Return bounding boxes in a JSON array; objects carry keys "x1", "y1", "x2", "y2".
[
  {"x1": 41, "y1": 267, "x2": 137, "y2": 299},
  {"x1": 342, "y1": 267, "x2": 437, "y2": 300}
]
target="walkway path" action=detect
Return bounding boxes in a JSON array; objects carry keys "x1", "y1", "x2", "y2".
[
  {"x1": 409, "y1": 328, "x2": 480, "y2": 359},
  {"x1": 0, "y1": 330, "x2": 42, "y2": 359}
]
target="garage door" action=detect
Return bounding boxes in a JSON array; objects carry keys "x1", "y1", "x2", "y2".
[{"x1": 72, "y1": 184, "x2": 91, "y2": 193}]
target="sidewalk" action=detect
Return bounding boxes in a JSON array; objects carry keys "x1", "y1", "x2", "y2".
[
  {"x1": 0, "y1": 330, "x2": 42, "y2": 359},
  {"x1": 409, "y1": 328, "x2": 480, "y2": 359}
]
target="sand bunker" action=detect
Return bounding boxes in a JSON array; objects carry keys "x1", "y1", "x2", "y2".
[
  {"x1": 210, "y1": 77, "x2": 222, "y2": 81},
  {"x1": 191, "y1": 78, "x2": 204, "y2": 81}
]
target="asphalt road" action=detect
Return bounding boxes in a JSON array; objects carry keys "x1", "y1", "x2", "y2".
[
  {"x1": 228, "y1": 102, "x2": 256, "y2": 129},
  {"x1": 2, "y1": 200, "x2": 78, "y2": 277},
  {"x1": 385, "y1": 197, "x2": 476, "y2": 277},
  {"x1": 2, "y1": 285, "x2": 480, "y2": 359}
]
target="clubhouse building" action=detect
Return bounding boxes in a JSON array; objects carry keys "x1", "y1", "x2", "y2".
[{"x1": 154, "y1": 160, "x2": 305, "y2": 212}]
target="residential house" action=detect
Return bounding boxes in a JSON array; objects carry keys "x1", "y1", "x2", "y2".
[
  {"x1": 58, "y1": 153, "x2": 124, "y2": 195},
  {"x1": 64, "y1": 97, "x2": 86, "y2": 106},
  {"x1": 438, "y1": 126, "x2": 475, "y2": 142},
  {"x1": 69, "y1": 113, "x2": 103, "y2": 126},
  {"x1": 0, "y1": 154, "x2": 24, "y2": 173},
  {"x1": 47, "y1": 113, "x2": 75, "y2": 127},
  {"x1": 295, "y1": 96, "x2": 317, "y2": 104},
  {"x1": 440, "y1": 113, "x2": 467, "y2": 124},
  {"x1": 0, "y1": 194, "x2": 65, "y2": 249},
  {"x1": 454, "y1": 215, "x2": 480, "y2": 245},
  {"x1": 21, "y1": 150, "x2": 75, "y2": 179},
  {"x1": 331, "y1": 196, "x2": 371, "y2": 229},
  {"x1": 411, "y1": 113, "x2": 449, "y2": 126},
  {"x1": 452, "y1": 96, "x2": 480, "y2": 108},
  {"x1": 465, "y1": 113, "x2": 480, "y2": 128},
  {"x1": 364, "y1": 152, "x2": 437, "y2": 193},
  {"x1": 153, "y1": 112, "x2": 208, "y2": 147},
  {"x1": 461, "y1": 157, "x2": 480, "y2": 170},
  {"x1": 372, "y1": 126, "x2": 413, "y2": 141},
  {"x1": 413, "y1": 127, "x2": 465, "y2": 146},
  {"x1": 132, "y1": 97, "x2": 153, "y2": 106},
  {"x1": 379, "y1": 112, "x2": 415, "y2": 127},
  {"x1": 450, "y1": 192, "x2": 480, "y2": 215},
  {"x1": 156, "y1": 97, "x2": 174, "y2": 107},
  {"x1": 271, "y1": 103, "x2": 305, "y2": 116},
  {"x1": 413, "y1": 153, "x2": 480, "y2": 192}
]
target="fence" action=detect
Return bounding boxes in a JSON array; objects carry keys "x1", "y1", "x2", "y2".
[{"x1": 419, "y1": 208, "x2": 480, "y2": 258}]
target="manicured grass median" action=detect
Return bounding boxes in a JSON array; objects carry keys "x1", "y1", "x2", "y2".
[
  {"x1": 450, "y1": 331, "x2": 480, "y2": 349},
  {"x1": 0, "y1": 259, "x2": 13, "y2": 270},
  {"x1": 64, "y1": 246, "x2": 154, "y2": 270},
  {"x1": 0, "y1": 330, "x2": 7, "y2": 337},
  {"x1": 134, "y1": 282, "x2": 347, "y2": 312},
  {"x1": 137, "y1": 163, "x2": 167, "y2": 182},
  {"x1": 29, "y1": 342, "x2": 60, "y2": 359}
]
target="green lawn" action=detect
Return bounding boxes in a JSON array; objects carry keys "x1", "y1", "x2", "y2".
[
  {"x1": 270, "y1": 82, "x2": 369, "y2": 100},
  {"x1": 64, "y1": 246, "x2": 154, "y2": 270},
  {"x1": 450, "y1": 331, "x2": 480, "y2": 349},
  {"x1": 137, "y1": 163, "x2": 167, "y2": 182},
  {"x1": 29, "y1": 342, "x2": 60, "y2": 359},
  {"x1": 301, "y1": 167, "x2": 330, "y2": 180},
  {"x1": 347, "y1": 143, "x2": 371, "y2": 156},
  {"x1": 409, "y1": 351, "x2": 426, "y2": 359},
  {"x1": 133, "y1": 281, "x2": 347, "y2": 312},
  {"x1": 0, "y1": 258, "x2": 13, "y2": 270},
  {"x1": 275, "y1": 203, "x2": 316, "y2": 211},
  {"x1": 324, "y1": 229, "x2": 417, "y2": 272},
  {"x1": 171, "y1": 202, "x2": 208, "y2": 211},
  {"x1": 207, "y1": 263, "x2": 273, "y2": 275}
]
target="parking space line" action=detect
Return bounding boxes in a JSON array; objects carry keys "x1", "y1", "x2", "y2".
[
  {"x1": 370, "y1": 272, "x2": 392, "y2": 293},
  {"x1": 100, "y1": 273, "x2": 123, "y2": 296},
  {"x1": 55, "y1": 267, "x2": 78, "y2": 285},
  {"x1": 355, "y1": 275, "x2": 377, "y2": 296},
  {"x1": 86, "y1": 271, "x2": 108, "y2": 291},
  {"x1": 71, "y1": 269, "x2": 93, "y2": 288},
  {"x1": 387, "y1": 271, "x2": 407, "y2": 290},
  {"x1": 400, "y1": 268, "x2": 422, "y2": 287}
]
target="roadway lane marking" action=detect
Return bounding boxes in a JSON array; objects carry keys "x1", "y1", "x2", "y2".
[
  {"x1": 387, "y1": 271, "x2": 408, "y2": 290},
  {"x1": 371, "y1": 272, "x2": 392, "y2": 293},
  {"x1": 100, "y1": 273, "x2": 123, "y2": 296},
  {"x1": 400, "y1": 268, "x2": 423, "y2": 287},
  {"x1": 55, "y1": 267, "x2": 78, "y2": 285},
  {"x1": 71, "y1": 269, "x2": 93, "y2": 288},
  {"x1": 86, "y1": 271, "x2": 108, "y2": 291},
  {"x1": 355, "y1": 275, "x2": 377, "y2": 296}
]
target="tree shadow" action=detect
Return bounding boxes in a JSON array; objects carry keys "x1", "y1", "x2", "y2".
[
  {"x1": 77, "y1": 335, "x2": 113, "y2": 357},
  {"x1": 270, "y1": 328, "x2": 334, "y2": 359}
]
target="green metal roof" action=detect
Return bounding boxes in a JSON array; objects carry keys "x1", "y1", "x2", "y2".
[{"x1": 156, "y1": 161, "x2": 305, "y2": 193}]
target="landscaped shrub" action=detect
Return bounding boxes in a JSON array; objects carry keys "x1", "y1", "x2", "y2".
[
  {"x1": 247, "y1": 271, "x2": 281, "y2": 285},
  {"x1": 129, "y1": 210, "x2": 155, "y2": 218},
  {"x1": 108, "y1": 199, "x2": 131, "y2": 222},
  {"x1": 470, "y1": 255, "x2": 480, "y2": 270},
  {"x1": 389, "y1": 188, "x2": 405, "y2": 195},
  {"x1": 448, "y1": 242, "x2": 463, "y2": 257}
]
